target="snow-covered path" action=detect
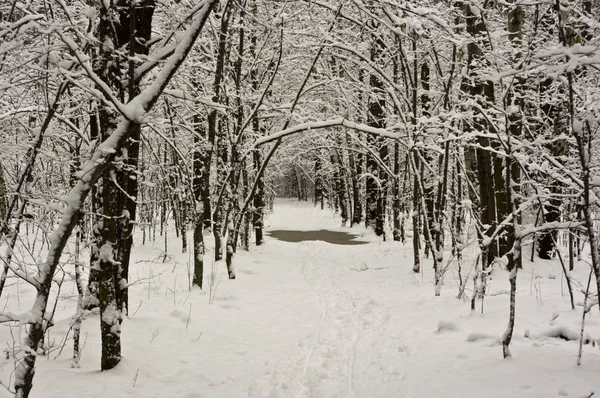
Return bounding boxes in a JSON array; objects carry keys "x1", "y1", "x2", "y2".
[
  {"x1": 251, "y1": 201, "x2": 600, "y2": 398},
  {"x1": 262, "y1": 238, "x2": 406, "y2": 398},
  {"x1": 6, "y1": 199, "x2": 600, "y2": 397}
]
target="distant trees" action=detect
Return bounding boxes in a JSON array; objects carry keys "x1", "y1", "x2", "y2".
[{"x1": 255, "y1": 0, "x2": 599, "y2": 356}]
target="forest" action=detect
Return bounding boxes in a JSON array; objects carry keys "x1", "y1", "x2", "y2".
[{"x1": 0, "y1": 0, "x2": 599, "y2": 397}]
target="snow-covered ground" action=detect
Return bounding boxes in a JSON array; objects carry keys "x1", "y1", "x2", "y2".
[{"x1": 1, "y1": 199, "x2": 599, "y2": 397}]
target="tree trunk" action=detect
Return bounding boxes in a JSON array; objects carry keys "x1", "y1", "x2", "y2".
[
  {"x1": 241, "y1": 159, "x2": 251, "y2": 251},
  {"x1": 365, "y1": 15, "x2": 386, "y2": 236},
  {"x1": 392, "y1": 141, "x2": 401, "y2": 241},
  {"x1": 352, "y1": 144, "x2": 363, "y2": 224},
  {"x1": 0, "y1": 160, "x2": 6, "y2": 219},
  {"x1": 91, "y1": 1, "x2": 156, "y2": 368},
  {"x1": 333, "y1": 151, "x2": 349, "y2": 225},
  {"x1": 314, "y1": 156, "x2": 323, "y2": 207},
  {"x1": 253, "y1": 149, "x2": 265, "y2": 246},
  {"x1": 462, "y1": 2, "x2": 497, "y2": 301},
  {"x1": 377, "y1": 141, "x2": 388, "y2": 238},
  {"x1": 502, "y1": 1, "x2": 524, "y2": 358},
  {"x1": 412, "y1": 162, "x2": 421, "y2": 273},
  {"x1": 192, "y1": 114, "x2": 207, "y2": 288}
]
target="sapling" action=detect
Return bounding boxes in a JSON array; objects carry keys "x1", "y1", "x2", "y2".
[
  {"x1": 577, "y1": 266, "x2": 597, "y2": 366},
  {"x1": 209, "y1": 260, "x2": 221, "y2": 305}
]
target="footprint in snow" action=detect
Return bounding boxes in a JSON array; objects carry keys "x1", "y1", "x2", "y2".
[
  {"x1": 169, "y1": 309, "x2": 189, "y2": 323},
  {"x1": 219, "y1": 303, "x2": 240, "y2": 310},
  {"x1": 436, "y1": 320, "x2": 458, "y2": 333}
]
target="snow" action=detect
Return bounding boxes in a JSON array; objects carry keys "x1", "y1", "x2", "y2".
[
  {"x1": 98, "y1": 242, "x2": 114, "y2": 263},
  {"x1": 101, "y1": 304, "x2": 122, "y2": 335},
  {"x1": 2, "y1": 200, "x2": 600, "y2": 397},
  {"x1": 437, "y1": 320, "x2": 458, "y2": 333}
]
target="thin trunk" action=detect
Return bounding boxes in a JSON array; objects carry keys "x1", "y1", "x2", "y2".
[
  {"x1": 569, "y1": 227, "x2": 575, "y2": 271},
  {"x1": 192, "y1": 114, "x2": 206, "y2": 288},
  {"x1": 502, "y1": 1, "x2": 524, "y2": 358},
  {"x1": 241, "y1": 159, "x2": 251, "y2": 251},
  {"x1": 462, "y1": 1, "x2": 496, "y2": 303},
  {"x1": 333, "y1": 151, "x2": 348, "y2": 226},
  {"x1": 0, "y1": 160, "x2": 6, "y2": 219},
  {"x1": 377, "y1": 141, "x2": 388, "y2": 238},
  {"x1": 314, "y1": 156, "x2": 323, "y2": 208},
  {"x1": 412, "y1": 162, "x2": 421, "y2": 273},
  {"x1": 392, "y1": 141, "x2": 401, "y2": 241},
  {"x1": 574, "y1": 119, "x2": 600, "y2": 312},
  {"x1": 72, "y1": 238, "x2": 85, "y2": 368},
  {"x1": 366, "y1": 17, "x2": 386, "y2": 237},
  {"x1": 352, "y1": 143, "x2": 363, "y2": 224},
  {"x1": 253, "y1": 149, "x2": 264, "y2": 246},
  {"x1": 454, "y1": 154, "x2": 466, "y2": 299}
]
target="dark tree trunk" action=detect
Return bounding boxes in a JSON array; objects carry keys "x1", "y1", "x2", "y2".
[
  {"x1": 87, "y1": 105, "x2": 100, "y2": 310},
  {"x1": 392, "y1": 142, "x2": 401, "y2": 241},
  {"x1": 365, "y1": 14, "x2": 386, "y2": 236},
  {"x1": 333, "y1": 151, "x2": 349, "y2": 225},
  {"x1": 494, "y1": 155, "x2": 509, "y2": 257},
  {"x1": 192, "y1": 114, "x2": 207, "y2": 288},
  {"x1": 98, "y1": 172, "x2": 122, "y2": 370},
  {"x1": 249, "y1": 0, "x2": 264, "y2": 245},
  {"x1": 502, "y1": 0, "x2": 524, "y2": 358},
  {"x1": 253, "y1": 149, "x2": 265, "y2": 246},
  {"x1": 352, "y1": 144, "x2": 363, "y2": 224},
  {"x1": 376, "y1": 141, "x2": 388, "y2": 238},
  {"x1": 462, "y1": 2, "x2": 497, "y2": 295},
  {"x1": 421, "y1": 60, "x2": 436, "y2": 257},
  {"x1": 538, "y1": 77, "x2": 568, "y2": 260},
  {"x1": 412, "y1": 163, "x2": 421, "y2": 273},
  {"x1": 206, "y1": 3, "x2": 233, "y2": 236},
  {"x1": 241, "y1": 159, "x2": 251, "y2": 251},
  {"x1": 365, "y1": 112, "x2": 385, "y2": 235},
  {"x1": 92, "y1": 0, "x2": 155, "y2": 369},
  {"x1": 346, "y1": 143, "x2": 362, "y2": 227},
  {"x1": 314, "y1": 156, "x2": 323, "y2": 207}
]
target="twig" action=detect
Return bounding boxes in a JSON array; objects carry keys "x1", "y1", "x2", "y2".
[
  {"x1": 186, "y1": 303, "x2": 192, "y2": 330},
  {"x1": 131, "y1": 369, "x2": 139, "y2": 387},
  {"x1": 130, "y1": 300, "x2": 143, "y2": 317}
]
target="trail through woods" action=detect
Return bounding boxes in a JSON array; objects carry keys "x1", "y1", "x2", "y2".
[
  {"x1": 2, "y1": 2, "x2": 600, "y2": 397},
  {"x1": 2, "y1": 200, "x2": 600, "y2": 397}
]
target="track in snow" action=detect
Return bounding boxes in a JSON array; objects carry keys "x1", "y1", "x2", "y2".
[{"x1": 263, "y1": 243, "x2": 408, "y2": 398}]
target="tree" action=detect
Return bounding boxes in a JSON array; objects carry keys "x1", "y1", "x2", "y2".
[{"x1": 9, "y1": 2, "x2": 217, "y2": 396}]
